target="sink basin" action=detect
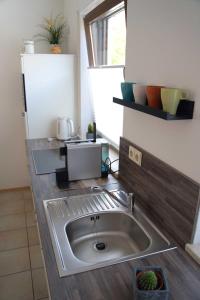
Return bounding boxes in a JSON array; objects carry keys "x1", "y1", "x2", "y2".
[
  {"x1": 43, "y1": 192, "x2": 175, "y2": 277},
  {"x1": 66, "y1": 212, "x2": 150, "y2": 264}
]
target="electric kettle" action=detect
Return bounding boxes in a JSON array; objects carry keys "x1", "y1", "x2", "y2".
[{"x1": 56, "y1": 117, "x2": 74, "y2": 140}]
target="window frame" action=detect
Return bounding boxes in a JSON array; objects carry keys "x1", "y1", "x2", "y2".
[{"x1": 84, "y1": 0, "x2": 127, "y2": 67}]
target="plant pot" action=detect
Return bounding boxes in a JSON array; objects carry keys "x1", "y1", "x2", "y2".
[
  {"x1": 86, "y1": 132, "x2": 94, "y2": 140},
  {"x1": 51, "y1": 44, "x2": 62, "y2": 54},
  {"x1": 146, "y1": 86, "x2": 163, "y2": 109},
  {"x1": 133, "y1": 266, "x2": 169, "y2": 300},
  {"x1": 161, "y1": 88, "x2": 183, "y2": 115},
  {"x1": 121, "y1": 82, "x2": 135, "y2": 102}
]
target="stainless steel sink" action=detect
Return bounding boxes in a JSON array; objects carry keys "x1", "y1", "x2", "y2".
[
  {"x1": 43, "y1": 192, "x2": 175, "y2": 277},
  {"x1": 66, "y1": 211, "x2": 150, "y2": 264}
]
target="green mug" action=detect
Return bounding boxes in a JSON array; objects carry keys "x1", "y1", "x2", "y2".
[{"x1": 161, "y1": 88, "x2": 183, "y2": 115}]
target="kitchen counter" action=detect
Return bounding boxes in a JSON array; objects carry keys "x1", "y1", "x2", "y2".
[{"x1": 26, "y1": 139, "x2": 200, "y2": 300}]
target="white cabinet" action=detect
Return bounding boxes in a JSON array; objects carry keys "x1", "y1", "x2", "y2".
[{"x1": 21, "y1": 54, "x2": 75, "y2": 139}]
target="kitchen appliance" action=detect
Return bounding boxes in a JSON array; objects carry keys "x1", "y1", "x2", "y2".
[
  {"x1": 56, "y1": 118, "x2": 75, "y2": 140},
  {"x1": 21, "y1": 54, "x2": 75, "y2": 139},
  {"x1": 63, "y1": 126, "x2": 109, "y2": 177},
  {"x1": 56, "y1": 143, "x2": 102, "y2": 188},
  {"x1": 67, "y1": 143, "x2": 101, "y2": 181}
]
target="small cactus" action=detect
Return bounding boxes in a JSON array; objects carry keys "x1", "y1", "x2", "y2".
[
  {"x1": 88, "y1": 123, "x2": 94, "y2": 133},
  {"x1": 138, "y1": 271, "x2": 158, "y2": 290}
]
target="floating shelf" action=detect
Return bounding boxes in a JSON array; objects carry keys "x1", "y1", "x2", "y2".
[{"x1": 113, "y1": 97, "x2": 194, "y2": 120}]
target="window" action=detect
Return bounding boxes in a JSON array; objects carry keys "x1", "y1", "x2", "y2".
[
  {"x1": 84, "y1": 0, "x2": 127, "y2": 66},
  {"x1": 82, "y1": 0, "x2": 126, "y2": 146},
  {"x1": 88, "y1": 67, "x2": 124, "y2": 147}
]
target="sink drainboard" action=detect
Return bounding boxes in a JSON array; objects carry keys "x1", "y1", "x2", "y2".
[{"x1": 47, "y1": 193, "x2": 122, "y2": 219}]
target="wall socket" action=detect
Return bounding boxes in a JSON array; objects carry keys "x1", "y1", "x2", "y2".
[{"x1": 129, "y1": 146, "x2": 142, "y2": 166}]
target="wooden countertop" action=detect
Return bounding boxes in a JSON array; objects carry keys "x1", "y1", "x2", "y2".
[{"x1": 26, "y1": 139, "x2": 200, "y2": 300}]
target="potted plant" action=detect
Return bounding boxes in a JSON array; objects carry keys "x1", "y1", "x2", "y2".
[
  {"x1": 86, "y1": 123, "x2": 94, "y2": 139},
  {"x1": 35, "y1": 14, "x2": 67, "y2": 54},
  {"x1": 133, "y1": 266, "x2": 169, "y2": 300}
]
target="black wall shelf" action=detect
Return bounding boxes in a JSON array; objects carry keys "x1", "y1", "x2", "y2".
[{"x1": 113, "y1": 97, "x2": 194, "y2": 120}]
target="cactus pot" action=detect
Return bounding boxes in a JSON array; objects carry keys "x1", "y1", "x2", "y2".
[
  {"x1": 86, "y1": 132, "x2": 94, "y2": 139},
  {"x1": 133, "y1": 266, "x2": 169, "y2": 300}
]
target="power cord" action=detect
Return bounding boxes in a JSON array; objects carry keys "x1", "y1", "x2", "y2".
[{"x1": 102, "y1": 157, "x2": 119, "y2": 175}]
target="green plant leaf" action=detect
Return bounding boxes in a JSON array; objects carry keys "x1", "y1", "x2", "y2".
[
  {"x1": 36, "y1": 14, "x2": 66, "y2": 45},
  {"x1": 138, "y1": 271, "x2": 158, "y2": 290}
]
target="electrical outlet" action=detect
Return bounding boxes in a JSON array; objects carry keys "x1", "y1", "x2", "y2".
[
  {"x1": 129, "y1": 146, "x2": 142, "y2": 166},
  {"x1": 129, "y1": 146, "x2": 135, "y2": 161}
]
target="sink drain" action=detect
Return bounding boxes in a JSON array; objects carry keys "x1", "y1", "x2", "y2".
[{"x1": 95, "y1": 242, "x2": 106, "y2": 251}]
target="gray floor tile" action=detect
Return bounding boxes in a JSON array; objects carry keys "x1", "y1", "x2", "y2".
[
  {"x1": 0, "y1": 271, "x2": 33, "y2": 300},
  {"x1": 32, "y1": 268, "x2": 49, "y2": 300},
  {"x1": 27, "y1": 226, "x2": 40, "y2": 246},
  {"x1": 26, "y1": 212, "x2": 36, "y2": 227},
  {"x1": 0, "y1": 213, "x2": 26, "y2": 232},
  {"x1": 0, "y1": 228, "x2": 28, "y2": 251},
  {"x1": 0, "y1": 247, "x2": 30, "y2": 276},
  {"x1": 30, "y1": 245, "x2": 44, "y2": 269}
]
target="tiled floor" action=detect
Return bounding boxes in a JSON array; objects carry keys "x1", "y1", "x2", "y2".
[{"x1": 0, "y1": 188, "x2": 49, "y2": 300}]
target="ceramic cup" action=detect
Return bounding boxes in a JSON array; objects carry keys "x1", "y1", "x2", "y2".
[
  {"x1": 161, "y1": 88, "x2": 183, "y2": 115},
  {"x1": 133, "y1": 84, "x2": 146, "y2": 105},
  {"x1": 146, "y1": 85, "x2": 163, "y2": 109},
  {"x1": 121, "y1": 82, "x2": 135, "y2": 102}
]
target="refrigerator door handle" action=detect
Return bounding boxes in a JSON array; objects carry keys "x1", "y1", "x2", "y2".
[{"x1": 22, "y1": 74, "x2": 27, "y2": 112}]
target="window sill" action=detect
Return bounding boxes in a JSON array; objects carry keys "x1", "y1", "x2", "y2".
[{"x1": 88, "y1": 65, "x2": 125, "y2": 70}]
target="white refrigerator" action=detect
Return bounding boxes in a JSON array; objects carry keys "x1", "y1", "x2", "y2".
[{"x1": 21, "y1": 54, "x2": 75, "y2": 139}]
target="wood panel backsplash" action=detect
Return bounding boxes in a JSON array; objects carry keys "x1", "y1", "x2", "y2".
[{"x1": 119, "y1": 137, "x2": 200, "y2": 247}]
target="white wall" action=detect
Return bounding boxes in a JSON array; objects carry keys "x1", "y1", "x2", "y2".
[
  {"x1": 0, "y1": 0, "x2": 64, "y2": 189},
  {"x1": 124, "y1": 0, "x2": 200, "y2": 243},
  {"x1": 64, "y1": 0, "x2": 93, "y2": 54},
  {"x1": 124, "y1": 0, "x2": 200, "y2": 183}
]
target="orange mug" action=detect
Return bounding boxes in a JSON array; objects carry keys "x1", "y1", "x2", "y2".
[{"x1": 146, "y1": 86, "x2": 163, "y2": 109}]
